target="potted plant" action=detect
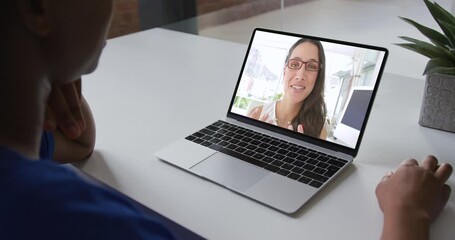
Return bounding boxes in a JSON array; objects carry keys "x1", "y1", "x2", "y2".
[{"x1": 397, "y1": 0, "x2": 455, "y2": 133}]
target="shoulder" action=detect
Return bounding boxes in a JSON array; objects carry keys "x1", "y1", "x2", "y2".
[{"x1": 0, "y1": 159, "x2": 173, "y2": 239}]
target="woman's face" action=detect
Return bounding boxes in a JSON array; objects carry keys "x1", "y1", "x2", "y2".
[
  {"x1": 283, "y1": 42, "x2": 320, "y2": 105},
  {"x1": 47, "y1": 0, "x2": 114, "y2": 83}
]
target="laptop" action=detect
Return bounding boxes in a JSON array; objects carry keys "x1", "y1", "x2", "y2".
[{"x1": 155, "y1": 28, "x2": 388, "y2": 214}]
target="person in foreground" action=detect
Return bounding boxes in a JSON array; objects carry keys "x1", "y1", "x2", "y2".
[
  {"x1": 1, "y1": 0, "x2": 173, "y2": 239},
  {"x1": 376, "y1": 155, "x2": 452, "y2": 240},
  {"x1": 0, "y1": 1, "x2": 452, "y2": 240}
]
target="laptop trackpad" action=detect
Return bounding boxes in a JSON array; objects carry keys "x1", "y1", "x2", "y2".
[{"x1": 191, "y1": 153, "x2": 268, "y2": 192}]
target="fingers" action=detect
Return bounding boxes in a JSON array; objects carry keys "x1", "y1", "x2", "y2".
[
  {"x1": 380, "y1": 171, "x2": 394, "y2": 182},
  {"x1": 47, "y1": 84, "x2": 83, "y2": 139},
  {"x1": 435, "y1": 163, "x2": 453, "y2": 184},
  {"x1": 422, "y1": 155, "x2": 438, "y2": 171},
  {"x1": 59, "y1": 82, "x2": 85, "y2": 129},
  {"x1": 297, "y1": 124, "x2": 304, "y2": 133},
  {"x1": 400, "y1": 158, "x2": 419, "y2": 166},
  {"x1": 259, "y1": 113, "x2": 269, "y2": 122}
]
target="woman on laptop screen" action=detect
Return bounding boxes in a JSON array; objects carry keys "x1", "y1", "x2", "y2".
[{"x1": 248, "y1": 38, "x2": 327, "y2": 139}]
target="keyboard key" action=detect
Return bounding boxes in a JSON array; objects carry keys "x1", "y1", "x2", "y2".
[
  {"x1": 200, "y1": 128, "x2": 215, "y2": 135},
  {"x1": 314, "y1": 167, "x2": 326, "y2": 175},
  {"x1": 209, "y1": 144, "x2": 267, "y2": 168},
  {"x1": 329, "y1": 159, "x2": 347, "y2": 167},
  {"x1": 185, "y1": 135, "x2": 196, "y2": 141},
  {"x1": 264, "y1": 150, "x2": 275, "y2": 157},
  {"x1": 292, "y1": 167, "x2": 304, "y2": 174},
  {"x1": 277, "y1": 149, "x2": 289, "y2": 155},
  {"x1": 270, "y1": 140, "x2": 281, "y2": 146},
  {"x1": 193, "y1": 138, "x2": 204, "y2": 144},
  {"x1": 208, "y1": 138, "x2": 221, "y2": 144},
  {"x1": 218, "y1": 141, "x2": 229, "y2": 147},
  {"x1": 302, "y1": 164, "x2": 316, "y2": 171},
  {"x1": 259, "y1": 143, "x2": 270, "y2": 148},
  {"x1": 252, "y1": 135, "x2": 263, "y2": 141},
  {"x1": 225, "y1": 131, "x2": 236, "y2": 137},
  {"x1": 261, "y1": 137, "x2": 272, "y2": 143},
  {"x1": 194, "y1": 132, "x2": 204, "y2": 138},
  {"x1": 265, "y1": 164, "x2": 280, "y2": 172},
  {"x1": 277, "y1": 169, "x2": 290, "y2": 176},
  {"x1": 243, "y1": 137, "x2": 253, "y2": 143},
  {"x1": 253, "y1": 153, "x2": 265, "y2": 160},
  {"x1": 298, "y1": 176, "x2": 311, "y2": 184},
  {"x1": 292, "y1": 160, "x2": 305, "y2": 167},
  {"x1": 307, "y1": 159, "x2": 318, "y2": 165},
  {"x1": 271, "y1": 160, "x2": 284, "y2": 167},
  {"x1": 309, "y1": 180, "x2": 323, "y2": 188},
  {"x1": 256, "y1": 147, "x2": 267, "y2": 154},
  {"x1": 302, "y1": 171, "x2": 329, "y2": 183},
  {"x1": 288, "y1": 146, "x2": 299, "y2": 152},
  {"x1": 246, "y1": 144, "x2": 257, "y2": 150},
  {"x1": 317, "y1": 162, "x2": 329, "y2": 169},
  {"x1": 288, "y1": 173, "x2": 300, "y2": 180},
  {"x1": 238, "y1": 142, "x2": 248, "y2": 147},
  {"x1": 324, "y1": 169, "x2": 338, "y2": 178},
  {"x1": 244, "y1": 150, "x2": 255, "y2": 156},
  {"x1": 278, "y1": 143, "x2": 290, "y2": 149},
  {"x1": 202, "y1": 135, "x2": 213, "y2": 141},
  {"x1": 251, "y1": 140, "x2": 261, "y2": 145},
  {"x1": 273, "y1": 154, "x2": 285, "y2": 160},
  {"x1": 317, "y1": 155, "x2": 329, "y2": 162},
  {"x1": 226, "y1": 144, "x2": 237, "y2": 150},
  {"x1": 268, "y1": 146, "x2": 279, "y2": 152},
  {"x1": 235, "y1": 147, "x2": 247, "y2": 153},
  {"x1": 213, "y1": 133, "x2": 223, "y2": 138},
  {"x1": 282, "y1": 163, "x2": 294, "y2": 170},
  {"x1": 297, "y1": 149, "x2": 309, "y2": 155},
  {"x1": 327, "y1": 165, "x2": 340, "y2": 172},
  {"x1": 307, "y1": 152, "x2": 318, "y2": 159},
  {"x1": 282, "y1": 157, "x2": 294, "y2": 164},
  {"x1": 297, "y1": 155, "x2": 308, "y2": 162},
  {"x1": 201, "y1": 141, "x2": 212, "y2": 147},
  {"x1": 287, "y1": 152, "x2": 298, "y2": 158},
  {"x1": 262, "y1": 157, "x2": 274, "y2": 163}
]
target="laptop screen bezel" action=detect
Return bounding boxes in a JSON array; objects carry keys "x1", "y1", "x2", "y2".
[{"x1": 226, "y1": 28, "x2": 389, "y2": 157}]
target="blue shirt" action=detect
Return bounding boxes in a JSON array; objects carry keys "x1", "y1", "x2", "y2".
[{"x1": 0, "y1": 133, "x2": 174, "y2": 239}]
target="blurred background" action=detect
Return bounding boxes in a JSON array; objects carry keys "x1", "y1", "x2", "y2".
[{"x1": 108, "y1": 0, "x2": 455, "y2": 80}]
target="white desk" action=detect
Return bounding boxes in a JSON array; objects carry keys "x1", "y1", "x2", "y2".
[{"x1": 78, "y1": 28, "x2": 455, "y2": 240}]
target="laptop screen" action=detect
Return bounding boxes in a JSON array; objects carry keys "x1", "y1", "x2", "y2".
[{"x1": 228, "y1": 29, "x2": 387, "y2": 151}]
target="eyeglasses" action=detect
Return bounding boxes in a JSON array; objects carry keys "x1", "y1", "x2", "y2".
[{"x1": 286, "y1": 59, "x2": 322, "y2": 72}]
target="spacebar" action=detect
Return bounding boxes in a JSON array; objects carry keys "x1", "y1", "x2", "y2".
[{"x1": 209, "y1": 144, "x2": 267, "y2": 168}]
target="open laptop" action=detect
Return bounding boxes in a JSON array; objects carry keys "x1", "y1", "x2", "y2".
[{"x1": 155, "y1": 28, "x2": 388, "y2": 214}]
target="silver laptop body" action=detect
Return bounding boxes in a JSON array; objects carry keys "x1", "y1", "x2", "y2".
[{"x1": 156, "y1": 28, "x2": 388, "y2": 214}]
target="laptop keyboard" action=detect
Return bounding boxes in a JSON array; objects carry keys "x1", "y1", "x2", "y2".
[{"x1": 185, "y1": 120, "x2": 348, "y2": 188}]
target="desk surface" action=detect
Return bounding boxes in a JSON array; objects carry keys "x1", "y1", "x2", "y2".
[{"x1": 78, "y1": 28, "x2": 455, "y2": 240}]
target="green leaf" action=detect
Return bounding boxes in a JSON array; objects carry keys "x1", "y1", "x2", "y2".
[
  {"x1": 423, "y1": 0, "x2": 455, "y2": 46},
  {"x1": 399, "y1": 16, "x2": 449, "y2": 48},
  {"x1": 396, "y1": 37, "x2": 455, "y2": 63},
  {"x1": 433, "y1": 1, "x2": 455, "y2": 25},
  {"x1": 438, "y1": 20, "x2": 455, "y2": 48}
]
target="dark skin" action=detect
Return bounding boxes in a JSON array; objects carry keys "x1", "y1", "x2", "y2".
[{"x1": 44, "y1": 79, "x2": 96, "y2": 163}]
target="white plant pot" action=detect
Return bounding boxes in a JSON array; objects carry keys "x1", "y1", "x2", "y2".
[{"x1": 419, "y1": 73, "x2": 455, "y2": 133}]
